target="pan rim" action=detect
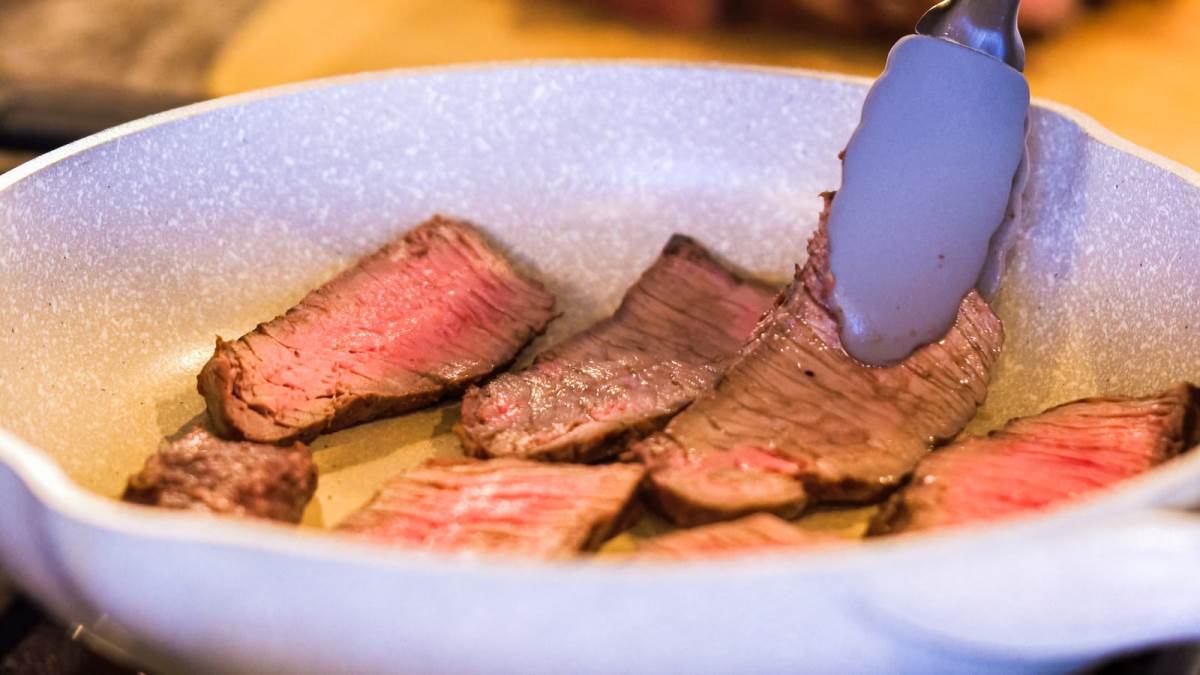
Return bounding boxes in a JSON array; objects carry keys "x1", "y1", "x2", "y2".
[
  {"x1": 0, "y1": 60, "x2": 1198, "y2": 577},
  {"x1": 2, "y1": 59, "x2": 1196, "y2": 191}
]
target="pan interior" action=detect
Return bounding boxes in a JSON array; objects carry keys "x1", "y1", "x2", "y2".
[{"x1": 0, "y1": 66, "x2": 1197, "y2": 533}]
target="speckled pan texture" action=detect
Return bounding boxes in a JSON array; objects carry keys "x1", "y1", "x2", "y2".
[{"x1": 0, "y1": 64, "x2": 1198, "y2": 675}]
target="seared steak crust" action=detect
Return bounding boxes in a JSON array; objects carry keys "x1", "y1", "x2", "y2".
[
  {"x1": 633, "y1": 194, "x2": 1004, "y2": 526},
  {"x1": 870, "y1": 384, "x2": 1199, "y2": 535},
  {"x1": 123, "y1": 428, "x2": 317, "y2": 523},
  {"x1": 198, "y1": 216, "x2": 556, "y2": 444},
  {"x1": 457, "y1": 235, "x2": 775, "y2": 463}
]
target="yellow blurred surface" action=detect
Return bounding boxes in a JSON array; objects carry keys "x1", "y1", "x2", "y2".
[{"x1": 210, "y1": 0, "x2": 1199, "y2": 169}]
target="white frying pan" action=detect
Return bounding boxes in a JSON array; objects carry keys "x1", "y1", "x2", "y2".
[{"x1": 0, "y1": 64, "x2": 1198, "y2": 675}]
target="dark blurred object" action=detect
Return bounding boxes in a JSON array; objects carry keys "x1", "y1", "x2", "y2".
[
  {"x1": 0, "y1": 597, "x2": 135, "y2": 675},
  {"x1": 585, "y1": 0, "x2": 1083, "y2": 34},
  {"x1": 0, "y1": 0, "x2": 256, "y2": 169},
  {"x1": 0, "y1": 148, "x2": 36, "y2": 173},
  {"x1": 1093, "y1": 644, "x2": 1200, "y2": 675},
  {"x1": 0, "y1": 0, "x2": 258, "y2": 98},
  {"x1": 590, "y1": 0, "x2": 723, "y2": 28},
  {"x1": 0, "y1": 81, "x2": 196, "y2": 151}
]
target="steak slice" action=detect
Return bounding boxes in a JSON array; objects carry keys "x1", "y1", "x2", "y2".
[
  {"x1": 198, "y1": 216, "x2": 556, "y2": 445},
  {"x1": 632, "y1": 193, "x2": 1004, "y2": 526},
  {"x1": 336, "y1": 458, "x2": 645, "y2": 559},
  {"x1": 456, "y1": 235, "x2": 776, "y2": 463},
  {"x1": 635, "y1": 513, "x2": 840, "y2": 561},
  {"x1": 123, "y1": 428, "x2": 317, "y2": 523},
  {"x1": 869, "y1": 384, "x2": 1199, "y2": 535}
]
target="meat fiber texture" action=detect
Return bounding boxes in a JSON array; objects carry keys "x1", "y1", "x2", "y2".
[
  {"x1": 336, "y1": 458, "x2": 646, "y2": 559},
  {"x1": 633, "y1": 193, "x2": 1005, "y2": 526},
  {"x1": 456, "y1": 235, "x2": 776, "y2": 463},
  {"x1": 635, "y1": 513, "x2": 841, "y2": 561},
  {"x1": 123, "y1": 428, "x2": 317, "y2": 523},
  {"x1": 198, "y1": 216, "x2": 556, "y2": 445},
  {"x1": 870, "y1": 384, "x2": 1199, "y2": 535}
]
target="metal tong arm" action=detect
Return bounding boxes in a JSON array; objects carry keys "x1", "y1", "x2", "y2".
[{"x1": 916, "y1": 0, "x2": 1025, "y2": 71}]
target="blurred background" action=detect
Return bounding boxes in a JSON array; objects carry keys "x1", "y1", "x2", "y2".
[
  {"x1": 0, "y1": 0, "x2": 1196, "y2": 672},
  {"x1": 0, "y1": 0, "x2": 1196, "y2": 175}
]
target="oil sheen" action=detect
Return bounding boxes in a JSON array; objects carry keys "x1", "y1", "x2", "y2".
[{"x1": 826, "y1": 35, "x2": 1029, "y2": 365}]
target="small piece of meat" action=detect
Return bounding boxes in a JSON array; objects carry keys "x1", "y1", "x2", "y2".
[
  {"x1": 456, "y1": 235, "x2": 776, "y2": 463},
  {"x1": 198, "y1": 216, "x2": 556, "y2": 445},
  {"x1": 123, "y1": 428, "x2": 317, "y2": 523},
  {"x1": 635, "y1": 513, "x2": 841, "y2": 561},
  {"x1": 869, "y1": 384, "x2": 1199, "y2": 535},
  {"x1": 336, "y1": 458, "x2": 645, "y2": 559},
  {"x1": 633, "y1": 193, "x2": 1004, "y2": 526}
]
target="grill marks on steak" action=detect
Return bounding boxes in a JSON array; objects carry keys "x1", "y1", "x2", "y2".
[
  {"x1": 635, "y1": 513, "x2": 840, "y2": 561},
  {"x1": 633, "y1": 194, "x2": 1004, "y2": 526},
  {"x1": 869, "y1": 384, "x2": 1199, "y2": 535},
  {"x1": 456, "y1": 235, "x2": 776, "y2": 463},
  {"x1": 123, "y1": 429, "x2": 317, "y2": 523},
  {"x1": 336, "y1": 458, "x2": 645, "y2": 559},
  {"x1": 198, "y1": 217, "x2": 556, "y2": 445}
]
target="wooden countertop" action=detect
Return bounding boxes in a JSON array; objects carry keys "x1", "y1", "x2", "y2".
[{"x1": 209, "y1": 0, "x2": 1200, "y2": 171}]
